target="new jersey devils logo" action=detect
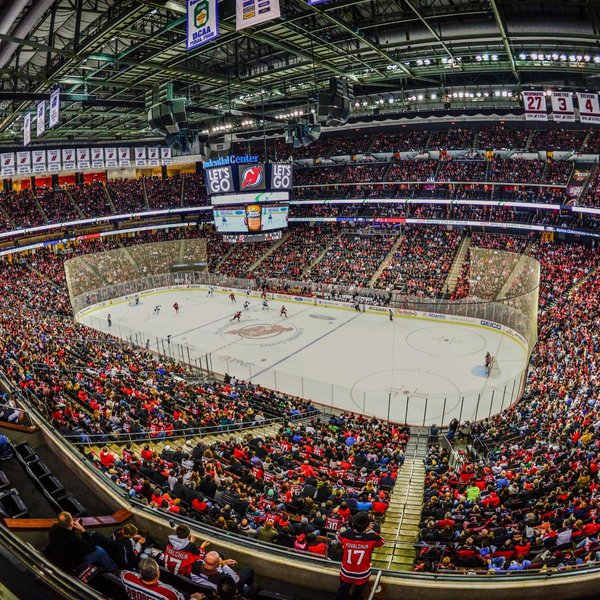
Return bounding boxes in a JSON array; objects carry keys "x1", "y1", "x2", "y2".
[
  {"x1": 226, "y1": 323, "x2": 293, "y2": 339},
  {"x1": 241, "y1": 165, "x2": 263, "y2": 189}
]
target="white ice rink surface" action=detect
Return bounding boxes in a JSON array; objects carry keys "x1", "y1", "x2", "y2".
[{"x1": 79, "y1": 287, "x2": 528, "y2": 426}]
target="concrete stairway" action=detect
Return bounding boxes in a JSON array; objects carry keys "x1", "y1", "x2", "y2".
[
  {"x1": 141, "y1": 177, "x2": 150, "y2": 209},
  {"x1": 368, "y1": 234, "x2": 403, "y2": 288},
  {"x1": 248, "y1": 233, "x2": 290, "y2": 273},
  {"x1": 64, "y1": 188, "x2": 86, "y2": 218},
  {"x1": 442, "y1": 234, "x2": 471, "y2": 296},
  {"x1": 372, "y1": 431, "x2": 428, "y2": 572},
  {"x1": 102, "y1": 182, "x2": 118, "y2": 213}
]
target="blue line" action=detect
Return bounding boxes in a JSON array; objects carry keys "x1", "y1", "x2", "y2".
[{"x1": 252, "y1": 312, "x2": 364, "y2": 378}]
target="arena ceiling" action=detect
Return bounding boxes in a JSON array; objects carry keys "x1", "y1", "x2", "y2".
[{"x1": 0, "y1": 0, "x2": 599, "y2": 146}]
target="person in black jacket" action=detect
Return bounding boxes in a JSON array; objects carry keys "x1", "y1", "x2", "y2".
[{"x1": 46, "y1": 511, "x2": 117, "y2": 572}]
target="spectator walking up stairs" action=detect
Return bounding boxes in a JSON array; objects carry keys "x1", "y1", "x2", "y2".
[
  {"x1": 248, "y1": 233, "x2": 290, "y2": 273},
  {"x1": 371, "y1": 431, "x2": 427, "y2": 571},
  {"x1": 442, "y1": 234, "x2": 470, "y2": 297},
  {"x1": 369, "y1": 234, "x2": 403, "y2": 288}
]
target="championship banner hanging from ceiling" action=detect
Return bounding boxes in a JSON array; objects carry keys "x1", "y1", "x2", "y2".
[
  {"x1": 236, "y1": 0, "x2": 280, "y2": 30},
  {"x1": 550, "y1": 91, "x2": 575, "y2": 122},
  {"x1": 47, "y1": 149, "x2": 61, "y2": 172},
  {"x1": 92, "y1": 148, "x2": 104, "y2": 169},
  {"x1": 308, "y1": 0, "x2": 329, "y2": 5},
  {"x1": 161, "y1": 147, "x2": 172, "y2": 165},
  {"x1": 16, "y1": 151, "x2": 31, "y2": 175},
  {"x1": 49, "y1": 88, "x2": 60, "y2": 129},
  {"x1": 118, "y1": 147, "x2": 131, "y2": 167},
  {"x1": 105, "y1": 148, "x2": 118, "y2": 168},
  {"x1": 36, "y1": 101, "x2": 45, "y2": 137},
  {"x1": 577, "y1": 92, "x2": 600, "y2": 123},
  {"x1": 135, "y1": 147, "x2": 147, "y2": 167},
  {"x1": 62, "y1": 149, "x2": 76, "y2": 171},
  {"x1": 148, "y1": 147, "x2": 160, "y2": 166},
  {"x1": 23, "y1": 112, "x2": 31, "y2": 146},
  {"x1": 1, "y1": 152, "x2": 15, "y2": 177},
  {"x1": 186, "y1": 0, "x2": 219, "y2": 50},
  {"x1": 522, "y1": 90, "x2": 548, "y2": 121},
  {"x1": 77, "y1": 148, "x2": 90, "y2": 170},
  {"x1": 32, "y1": 150, "x2": 46, "y2": 173}
]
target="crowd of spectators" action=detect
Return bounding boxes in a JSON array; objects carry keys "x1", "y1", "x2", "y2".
[
  {"x1": 579, "y1": 169, "x2": 600, "y2": 208},
  {"x1": 427, "y1": 129, "x2": 475, "y2": 150},
  {"x1": 417, "y1": 258, "x2": 600, "y2": 573},
  {"x1": 67, "y1": 182, "x2": 114, "y2": 217},
  {"x1": 436, "y1": 160, "x2": 488, "y2": 182},
  {"x1": 305, "y1": 232, "x2": 396, "y2": 288},
  {"x1": 487, "y1": 158, "x2": 545, "y2": 184},
  {"x1": 182, "y1": 173, "x2": 210, "y2": 208},
  {"x1": 529, "y1": 129, "x2": 587, "y2": 152},
  {"x1": 0, "y1": 188, "x2": 45, "y2": 228},
  {"x1": 375, "y1": 228, "x2": 461, "y2": 296},
  {"x1": 36, "y1": 188, "x2": 81, "y2": 223},
  {"x1": 475, "y1": 125, "x2": 529, "y2": 150},
  {"x1": 106, "y1": 179, "x2": 147, "y2": 213},
  {"x1": 146, "y1": 176, "x2": 183, "y2": 210},
  {"x1": 542, "y1": 161, "x2": 573, "y2": 186}
]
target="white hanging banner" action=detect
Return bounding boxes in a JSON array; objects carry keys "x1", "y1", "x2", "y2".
[
  {"x1": 23, "y1": 112, "x2": 31, "y2": 146},
  {"x1": 36, "y1": 101, "x2": 45, "y2": 137},
  {"x1": 550, "y1": 91, "x2": 575, "y2": 122},
  {"x1": 148, "y1": 147, "x2": 160, "y2": 166},
  {"x1": 187, "y1": 0, "x2": 219, "y2": 50},
  {"x1": 62, "y1": 148, "x2": 76, "y2": 171},
  {"x1": 92, "y1": 148, "x2": 104, "y2": 169},
  {"x1": 77, "y1": 148, "x2": 90, "y2": 170},
  {"x1": 16, "y1": 151, "x2": 31, "y2": 175},
  {"x1": 236, "y1": 0, "x2": 280, "y2": 30},
  {"x1": 135, "y1": 147, "x2": 147, "y2": 167},
  {"x1": 118, "y1": 147, "x2": 131, "y2": 167},
  {"x1": 47, "y1": 149, "x2": 61, "y2": 172},
  {"x1": 577, "y1": 92, "x2": 600, "y2": 123},
  {"x1": 32, "y1": 149, "x2": 46, "y2": 173},
  {"x1": 49, "y1": 88, "x2": 60, "y2": 129},
  {"x1": 105, "y1": 147, "x2": 118, "y2": 168},
  {"x1": 1, "y1": 152, "x2": 15, "y2": 177},
  {"x1": 522, "y1": 90, "x2": 548, "y2": 121},
  {"x1": 161, "y1": 147, "x2": 172, "y2": 165}
]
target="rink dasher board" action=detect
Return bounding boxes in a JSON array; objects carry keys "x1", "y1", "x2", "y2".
[{"x1": 75, "y1": 284, "x2": 529, "y2": 353}]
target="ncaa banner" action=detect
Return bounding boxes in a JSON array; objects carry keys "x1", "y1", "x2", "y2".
[
  {"x1": 23, "y1": 112, "x2": 31, "y2": 146},
  {"x1": 92, "y1": 148, "x2": 104, "y2": 169},
  {"x1": 161, "y1": 147, "x2": 172, "y2": 165},
  {"x1": 522, "y1": 90, "x2": 548, "y2": 121},
  {"x1": 62, "y1": 148, "x2": 76, "y2": 171},
  {"x1": 308, "y1": 0, "x2": 329, "y2": 4},
  {"x1": 187, "y1": 0, "x2": 218, "y2": 50},
  {"x1": 49, "y1": 88, "x2": 60, "y2": 128},
  {"x1": 118, "y1": 147, "x2": 131, "y2": 167},
  {"x1": 16, "y1": 151, "x2": 31, "y2": 175},
  {"x1": 32, "y1": 150, "x2": 46, "y2": 173},
  {"x1": 551, "y1": 91, "x2": 575, "y2": 122},
  {"x1": 1, "y1": 152, "x2": 15, "y2": 177},
  {"x1": 77, "y1": 148, "x2": 90, "y2": 170},
  {"x1": 36, "y1": 101, "x2": 45, "y2": 137},
  {"x1": 47, "y1": 149, "x2": 61, "y2": 172},
  {"x1": 236, "y1": 0, "x2": 280, "y2": 30},
  {"x1": 148, "y1": 147, "x2": 160, "y2": 166},
  {"x1": 577, "y1": 92, "x2": 600, "y2": 124},
  {"x1": 105, "y1": 147, "x2": 118, "y2": 168},
  {"x1": 135, "y1": 147, "x2": 147, "y2": 167}
]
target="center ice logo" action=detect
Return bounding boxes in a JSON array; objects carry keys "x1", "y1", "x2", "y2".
[{"x1": 226, "y1": 323, "x2": 293, "y2": 339}]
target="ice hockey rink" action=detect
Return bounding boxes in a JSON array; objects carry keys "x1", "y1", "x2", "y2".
[{"x1": 78, "y1": 286, "x2": 529, "y2": 427}]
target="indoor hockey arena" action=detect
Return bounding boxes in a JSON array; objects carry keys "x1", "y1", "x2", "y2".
[{"x1": 0, "y1": 1, "x2": 598, "y2": 600}]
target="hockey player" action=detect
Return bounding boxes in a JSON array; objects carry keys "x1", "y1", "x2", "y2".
[
  {"x1": 229, "y1": 292, "x2": 236, "y2": 303},
  {"x1": 262, "y1": 299, "x2": 269, "y2": 310},
  {"x1": 207, "y1": 286, "x2": 215, "y2": 297},
  {"x1": 230, "y1": 311, "x2": 242, "y2": 322},
  {"x1": 280, "y1": 305, "x2": 288, "y2": 318},
  {"x1": 153, "y1": 305, "x2": 161, "y2": 315},
  {"x1": 243, "y1": 300, "x2": 250, "y2": 310},
  {"x1": 107, "y1": 314, "x2": 112, "y2": 327},
  {"x1": 389, "y1": 308, "x2": 394, "y2": 321},
  {"x1": 173, "y1": 302, "x2": 179, "y2": 314}
]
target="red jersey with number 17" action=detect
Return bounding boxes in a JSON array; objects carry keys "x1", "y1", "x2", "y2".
[{"x1": 337, "y1": 528, "x2": 385, "y2": 585}]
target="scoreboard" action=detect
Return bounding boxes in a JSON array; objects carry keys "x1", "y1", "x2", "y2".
[{"x1": 204, "y1": 162, "x2": 293, "y2": 200}]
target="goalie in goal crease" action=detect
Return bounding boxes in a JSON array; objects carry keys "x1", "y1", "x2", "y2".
[{"x1": 485, "y1": 352, "x2": 495, "y2": 375}]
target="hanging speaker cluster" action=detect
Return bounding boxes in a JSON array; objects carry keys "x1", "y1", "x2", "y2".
[
  {"x1": 146, "y1": 83, "x2": 188, "y2": 135},
  {"x1": 285, "y1": 113, "x2": 321, "y2": 148},
  {"x1": 318, "y1": 78, "x2": 355, "y2": 126}
]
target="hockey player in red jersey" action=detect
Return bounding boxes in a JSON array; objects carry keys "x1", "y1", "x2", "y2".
[{"x1": 336, "y1": 512, "x2": 384, "y2": 599}]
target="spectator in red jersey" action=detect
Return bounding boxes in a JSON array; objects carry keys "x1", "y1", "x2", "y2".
[
  {"x1": 121, "y1": 557, "x2": 205, "y2": 600},
  {"x1": 336, "y1": 512, "x2": 384, "y2": 600},
  {"x1": 163, "y1": 524, "x2": 210, "y2": 576}
]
